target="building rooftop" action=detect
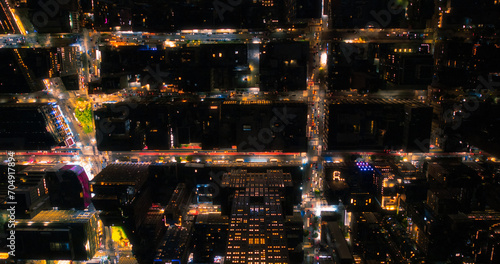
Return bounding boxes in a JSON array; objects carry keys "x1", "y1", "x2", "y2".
[
  {"x1": 91, "y1": 163, "x2": 149, "y2": 186},
  {"x1": 397, "y1": 162, "x2": 417, "y2": 172},
  {"x1": 195, "y1": 214, "x2": 229, "y2": 224},
  {"x1": 326, "y1": 222, "x2": 352, "y2": 261},
  {"x1": 329, "y1": 98, "x2": 427, "y2": 107},
  {"x1": 16, "y1": 210, "x2": 98, "y2": 224},
  {"x1": 19, "y1": 164, "x2": 56, "y2": 173},
  {"x1": 222, "y1": 169, "x2": 293, "y2": 188},
  {"x1": 155, "y1": 226, "x2": 190, "y2": 261},
  {"x1": 462, "y1": 161, "x2": 485, "y2": 172}
]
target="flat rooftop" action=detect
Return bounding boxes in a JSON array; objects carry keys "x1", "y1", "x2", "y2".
[
  {"x1": 17, "y1": 210, "x2": 97, "y2": 224},
  {"x1": 329, "y1": 98, "x2": 427, "y2": 107},
  {"x1": 91, "y1": 163, "x2": 149, "y2": 186}
]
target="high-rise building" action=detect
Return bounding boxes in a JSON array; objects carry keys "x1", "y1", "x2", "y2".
[
  {"x1": 381, "y1": 50, "x2": 434, "y2": 90},
  {"x1": 222, "y1": 169, "x2": 292, "y2": 264},
  {"x1": 46, "y1": 164, "x2": 92, "y2": 210},
  {"x1": 90, "y1": 163, "x2": 152, "y2": 255},
  {"x1": 346, "y1": 162, "x2": 376, "y2": 212},
  {"x1": 0, "y1": 164, "x2": 91, "y2": 218},
  {"x1": 2, "y1": 165, "x2": 51, "y2": 219},
  {"x1": 0, "y1": 103, "x2": 59, "y2": 150},
  {"x1": 403, "y1": 104, "x2": 433, "y2": 152},
  {"x1": 373, "y1": 161, "x2": 399, "y2": 211},
  {"x1": 322, "y1": 221, "x2": 353, "y2": 264},
  {"x1": 27, "y1": 0, "x2": 80, "y2": 33},
  {"x1": 14, "y1": 210, "x2": 101, "y2": 261},
  {"x1": 154, "y1": 225, "x2": 190, "y2": 264},
  {"x1": 164, "y1": 183, "x2": 190, "y2": 225},
  {"x1": 260, "y1": 41, "x2": 309, "y2": 92},
  {"x1": 189, "y1": 214, "x2": 229, "y2": 263},
  {"x1": 284, "y1": 213, "x2": 304, "y2": 263},
  {"x1": 327, "y1": 98, "x2": 432, "y2": 152}
]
